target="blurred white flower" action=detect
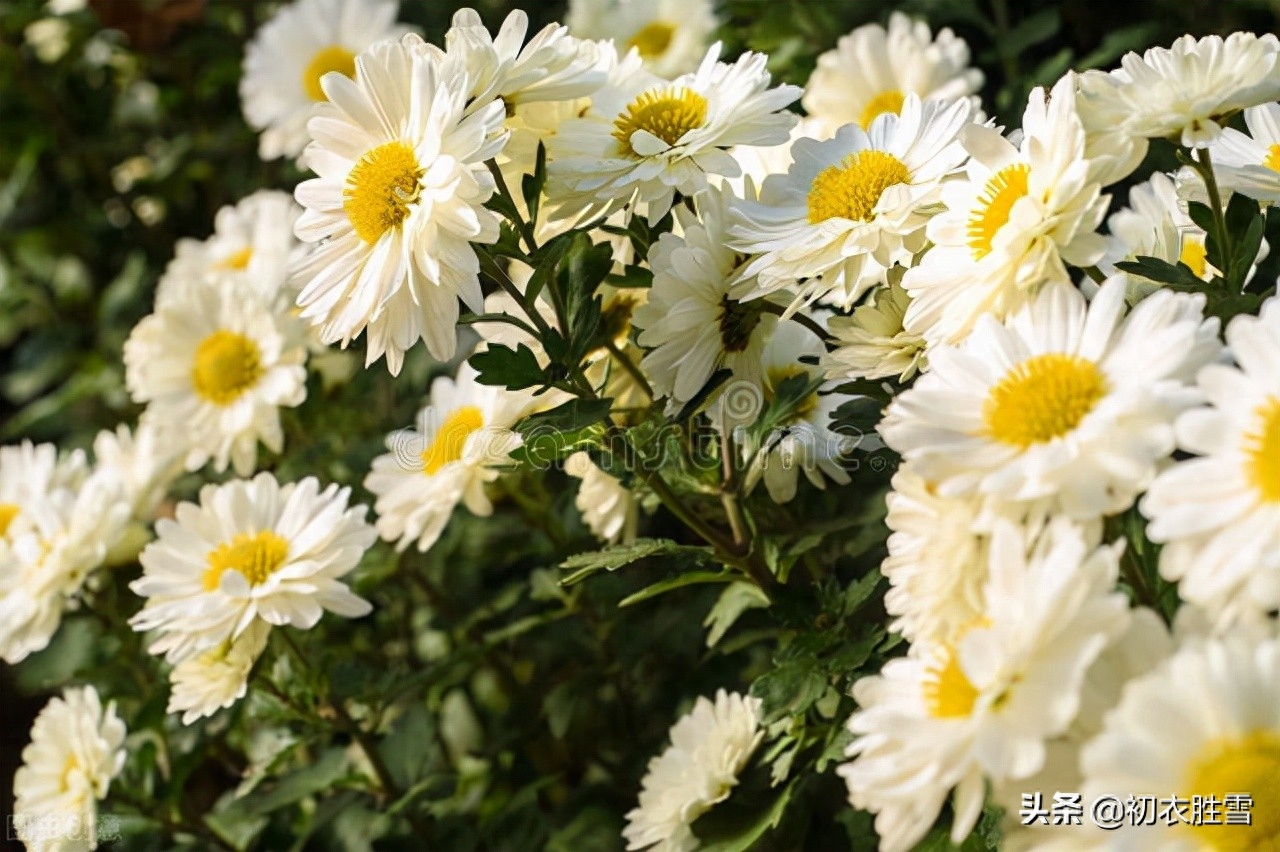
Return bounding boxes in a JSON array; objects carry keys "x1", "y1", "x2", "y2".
[{"x1": 566, "y1": 0, "x2": 718, "y2": 77}]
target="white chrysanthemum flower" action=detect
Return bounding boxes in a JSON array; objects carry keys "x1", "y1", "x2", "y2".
[
  {"x1": 0, "y1": 441, "x2": 86, "y2": 543},
  {"x1": 565, "y1": 452, "x2": 637, "y2": 544},
  {"x1": 124, "y1": 279, "x2": 308, "y2": 477},
  {"x1": 1076, "y1": 630, "x2": 1280, "y2": 850},
  {"x1": 440, "y1": 8, "x2": 607, "y2": 113},
  {"x1": 291, "y1": 36, "x2": 507, "y2": 374},
  {"x1": 548, "y1": 43, "x2": 801, "y2": 222},
  {"x1": 129, "y1": 473, "x2": 375, "y2": 665},
  {"x1": 1208, "y1": 102, "x2": 1280, "y2": 204},
  {"x1": 364, "y1": 363, "x2": 545, "y2": 554},
  {"x1": 728, "y1": 95, "x2": 972, "y2": 311},
  {"x1": 623, "y1": 689, "x2": 764, "y2": 852},
  {"x1": 1141, "y1": 298, "x2": 1280, "y2": 626},
  {"x1": 902, "y1": 74, "x2": 1109, "y2": 346},
  {"x1": 881, "y1": 279, "x2": 1221, "y2": 522},
  {"x1": 823, "y1": 280, "x2": 925, "y2": 382},
  {"x1": 741, "y1": 320, "x2": 859, "y2": 504},
  {"x1": 1077, "y1": 32, "x2": 1280, "y2": 150},
  {"x1": 838, "y1": 518, "x2": 1130, "y2": 852},
  {"x1": 13, "y1": 686, "x2": 125, "y2": 852},
  {"x1": 632, "y1": 188, "x2": 783, "y2": 413},
  {"x1": 802, "y1": 12, "x2": 983, "y2": 138},
  {"x1": 91, "y1": 422, "x2": 183, "y2": 523},
  {"x1": 1100, "y1": 172, "x2": 1214, "y2": 299},
  {"x1": 158, "y1": 190, "x2": 307, "y2": 309},
  {"x1": 240, "y1": 0, "x2": 407, "y2": 162},
  {"x1": 0, "y1": 472, "x2": 129, "y2": 664},
  {"x1": 168, "y1": 620, "x2": 271, "y2": 725},
  {"x1": 567, "y1": 0, "x2": 717, "y2": 77}
]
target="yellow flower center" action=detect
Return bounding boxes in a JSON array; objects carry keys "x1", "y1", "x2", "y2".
[
  {"x1": 218, "y1": 247, "x2": 253, "y2": 270},
  {"x1": 343, "y1": 141, "x2": 424, "y2": 244},
  {"x1": 422, "y1": 406, "x2": 485, "y2": 475},
  {"x1": 60, "y1": 754, "x2": 81, "y2": 793},
  {"x1": 625, "y1": 21, "x2": 676, "y2": 58},
  {"x1": 302, "y1": 44, "x2": 356, "y2": 102},
  {"x1": 1245, "y1": 397, "x2": 1280, "y2": 503},
  {"x1": 191, "y1": 330, "x2": 264, "y2": 406},
  {"x1": 1179, "y1": 236, "x2": 1209, "y2": 279},
  {"x1": 1264, "y1": 143, "x2": 1280, "y2": 174},
  {"x1": 983, "y1": 353, "x2": 1108, "y2": 448},
  {"x1": 612, "y1": 86, "x2": 708, "y2": 156},
  {"x1": 807, "y1": 150, "x2": 910, "y2": 224},
  {"x1": 922, "y1": 645, "x2": 979, "y2": 719},
  {"x1": 1183, "y1": 730, "x2": 1280, "y2": 851},
  {"x1": 858, "y1": 89, "x2": 906, "y2": 129},
  {"x1": 968, "y1": 163, "x2": 1031, "y2": 260},
  {"x1": 202, "y1": 530, "x2": 290, "y2": 592},
  {"x1": 0, "y1": 503, "x2": 18, "y2": 538}
]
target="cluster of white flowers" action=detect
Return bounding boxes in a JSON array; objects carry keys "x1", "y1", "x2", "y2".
[{"x1": 17, "y1": 1, "x2": 1280, "y2": 850}]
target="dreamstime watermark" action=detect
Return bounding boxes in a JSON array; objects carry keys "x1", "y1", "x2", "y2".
[
  {"x1": 385, "y1": 380, "x2": 892, "y2": 475},
  {"x1": 7, "y1": 812, "x2": 122, "y2": 844}
]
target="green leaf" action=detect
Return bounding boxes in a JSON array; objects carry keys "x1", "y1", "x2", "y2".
[
  {"x1": 751, "y1": 657, "x2": 828, "y2": 723},
  {"x1": 469, "y1": 343, "x2": 547, "y2": 390},
  {"x1": 830, "y1": 396, "x2": 883, "y2": 439},
  {"x1": 998, "y1": 7, "x2": 1060, "y2": 60},
  {"x1": 1115, "y1": 256, "x2": 1204, "y2": 289},
  {"x1": 703, "y1": 581, "x2": 771, "y2": 647},
  {"x1": 697, "y1": 781, "x2": 796, "y2": 852},
  {"x1": 520, "y1": 141, "x2": 547, "y2": 225},
  {"x1": 517, "y1": 396, "x2": 614, "y2": 436},
  {"x1": 618, "y1": 571, "x2": 737, "y2": 607},
  {"x1": 230, "y1": 748, "x2": 350, "y2": 818},
  {"x1": 560, "y1": 538, "x2": 711, "y2": 585}
]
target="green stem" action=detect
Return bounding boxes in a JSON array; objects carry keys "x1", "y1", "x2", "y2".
[
  {"x1": 485, "y1": 160, "x2": 539, "y2": 252},
  {"x1": 760, "y1": 301, "x2": 834, "y2": 348},
  {"x1": 477, "y1": 248, "x2": 554, "y2": 338},
  {"x1": 603, "y1": 339, "x2": 654, "y2": 399},
  {"x1": 1193, "y1": 146, "x2": 1232, "y2": 276}
]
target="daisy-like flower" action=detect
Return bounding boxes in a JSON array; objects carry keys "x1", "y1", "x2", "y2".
[
  {"x1": 158, "y1": 190, "x2": 307, "y2": 309},
  {"x1": 129, "y1": 473, "x2": 375, "y2": 665},
  {"x1": 240, "y1": 0, "x2": 408, "y2": 162},
  {"x1": 837, "y1": 518, "x2": 1130, "y2": 852},
  {"x1": 802, "y1": 12, "x2": 983, "y2": 139},
  {"x1": 1076, "y1": 630, "x2": 1280, "y2": 850},
  {"x1": 565, "y1": 0, "x2": 718, "y2": 77},
  {"x1": 565, "y1": 452, "x2": 638, "y2": 544},
  {"x1": 291, "y1": 36, "x2": 507, "y2": 373},
  {"x1": 92, "y1": 422, "x2": 183, "y2": 524},
  {"x1": 168, "y1": 621, "x2": 271, "y2": 725},
  {"x1": 1208, "y1": 102, "x2": 1280, "y2": 204},
  {"x1": 880, "y1": 279, "x2": 1222, "y2": 522},
  {"x1": 0, "y1": 441, "x2": 86, "y2": 543},
  {"x1": 0, "y1": 472, "x2": 129, "y2": 664},
  {"x1": 124, "y1": 278, "x2": 308, "y2": 476},
  {"x1": 13, "y1": 686, "x2": 126, "y2": 852},
  {"x1": 548, "y1": 43, "x2": 802, "y2": 222},
  {"x1": 902, "y1": 73, "x2": 1109, "y2": 346},
  {"x1": 440, "y1": 8, "x2": 608, "y2": 113},
  {"x1": 727, "y1": 95, "x2": 972, "y2": 311},
  {"x1": 623, "y1": 689, "x2": 764, "y2": 852},
  {"x1": 364, "y1": 362, "x2": 545, "y2": 554},
  {"x1": 1141, "y1": 298, "x2": 1280, "y2": 626},
  {"x1": 1078, "y1": 32, "x2": 1280, "y2": 151},
  {"x1": 823, "y1": 280, "x2": 926, "y2": 382},
  {"x1": 1100, "y1": 172, "x2": 1215, "y2": 299},
  {"x1": 632, "y1": 188, "x2": 784, "y2": 412}
]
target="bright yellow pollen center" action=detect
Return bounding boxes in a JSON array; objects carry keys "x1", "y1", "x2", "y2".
[
  {"x1": 0, "y1": 503, "x2": 18, "y2": 538},
  {"x1": 984, "y1": 353, "x2": 1108, "y2": 448},
  {"x1": 807, "y1": 150, "x2": 910, "y2": 224},
  {"x1": 218, "y1": 247, "x2": 253, "y2": 270},
  {"x1": 201, "y1": 530, "x2": 289, "y2": 592},
  {"x1": 191, "y1": 330, "x2": 264, "y2": 406},
  {"x1": 968, "y1": 163, "x2": 1031, "y2": 260},
  {"x1": 1265, "y1": 144, "x2": 1280, "y2": 174},
  {"x1": 1245, "y1": 397, "x2": 1280, "y2": 503},
  {"x1": 302, "y1": 45, "x2": 356, "y2": 102},
  {"x1": 343, "y1": 141, "x2": 424, "y2": 244},
  {"x1": 625, "y1": 21, "x2": 676, "y2": 58},
  {"x1": 1180, "y1": 237, "x2": 1209, "y2": 278},
  {"x1": 612, "y1": 87, "x2": 708, "y2": 156},
  {"x1": 1183, "y1": 730, "x2": 1280, "y2": 851},
  {"x1": 858, "y1": 89, "x2": 906, "y2": 129},
  {"x1": 922, "y1": 646, "x2": 979, "y2": 719},
  {"x1": 422, "y1": 406, "x2": 485, "y2": 475}
]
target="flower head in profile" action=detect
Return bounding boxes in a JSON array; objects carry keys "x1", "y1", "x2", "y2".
[
  {"x1": 1208, "y1": 102, "x2": 1280, "y2": 204},
  {"x1": 1077, "y1": 32, "x2": 1280, "y2": 150},
  {"x1": 624, "y1": 690, "x2": 764, "y2": 852},
  {"x1": 124, "y1": 278, "x2": 308, "y2": 476},
  {"x1": 167, "y1": 621, "x2": 272, "y2": 726},
  {"x1": 291, "y1": 36, "x2": 507, "y2": 373},
  {"x1": 130, "y1": 473, "x2": 376, "y2": 666},
  {"x1": 549, "y1": 43, "x2": 801, "y2": 222},
  {"x1": 565, "y1": 452, "x2": 638, "y2": 544},
  {"x1": 823, "y1": 280, "x2": 926, "y2": 382},
  {"x1": 566, "y1": 0, "x2": 718, "y2": 77},
  {"x1": 802, "y1": 12, "x2": 983, "y2": 139},
  {"x1": 13, "y1": 686, "x2": 126, "y2": 852},
  {"x1": 728, "y1": 95, "x2": 972, "y2": 311},
  {"x1": 240, "y1": 0, "x2": 408, "y2": 162}
]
